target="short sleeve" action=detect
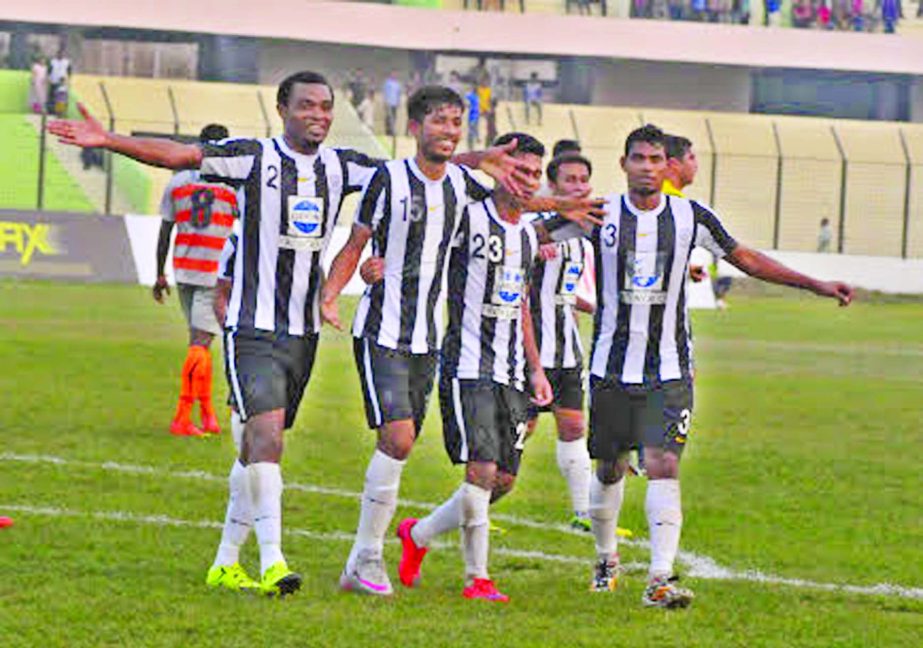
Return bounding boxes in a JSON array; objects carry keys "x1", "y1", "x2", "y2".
[
  {"x1": 354, "y1": 166, "x2": 389, "y2": 230},
  {"x1": 159, "y1": 172, "x2": 182, "y2": 221},
  {"x1": 200, "y1": 139, "x2": 260, "y2": 186},
  {"x1": 691, "y1": 201, "x2": 737, "y2": 259},
  {"x1": 336, "y1": 148, "x2": 385, "y2": 194},
  {"x1": 460, "y1": 166, "x2": 491, "y2": 204}
]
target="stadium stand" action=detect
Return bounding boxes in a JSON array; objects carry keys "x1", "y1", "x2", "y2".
[{"x1": 4, "y1": 64, "x2": 923, "y2": 258}]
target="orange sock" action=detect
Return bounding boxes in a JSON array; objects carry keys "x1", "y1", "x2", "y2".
[
  {"x1": 192, "y1": 346, "x2": 215, "y2": 419},
  {"x1": 173, "y1": 346, "x2": 200, "y2": 424}
]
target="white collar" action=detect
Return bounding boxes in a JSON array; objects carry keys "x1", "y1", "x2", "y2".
[{"x1": 623, "y1": 192, "x2": 666, "y2": 218}]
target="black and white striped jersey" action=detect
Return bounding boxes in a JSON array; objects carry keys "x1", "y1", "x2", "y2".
[
  {"x1": 525, "y1": 212, "x2": 588, "y2": 370},
  {"x1": 552, "y1": 193, "x2": 737, "y2": 387},
  {"x1": 351, "y1": 158, "x2": 489, "y2": 354},
  {"x1": 218, "y1": 232, "x2": 238, "y2": 282},
  {"x1": 441, "y1": 199, "x2": 539, "y2": 390},
  {"x1": 200, "y1": 136, "x2": 380, "y2": 336}
]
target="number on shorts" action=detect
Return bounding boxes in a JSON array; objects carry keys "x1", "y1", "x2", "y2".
[
  {"x1": 676, "y1": 408, "x2": 691, "y2": 439},
  {"x1": 514, "y1": 422, "x2": 527, "y2": 451}
]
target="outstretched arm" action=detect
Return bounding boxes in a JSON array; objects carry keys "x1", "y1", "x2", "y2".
[
  {"x1": 48, "y1": 103, "x2": 202, "y2": 169},
  {"x1": 320, "y1": 224, "x2": 373, "y2": 329},
  {"x1": 727, "y1": 244, "x2": 854, "y2": 306}
]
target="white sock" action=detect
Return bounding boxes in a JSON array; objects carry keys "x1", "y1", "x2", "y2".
[
  {"x1": 347, "y1": 450, "x2": 405, "y2": 569},
  {"x1": 646, "y1": 478, "x2": 682, "y2": 578},
  {"x1": 461, "y1": 482, "x2": 491, "y2": 582},
  {"x1": 589, "y1": 474, "x2": 625, "y2": 561},
  {"x1": 412, "y1": 484, "x2": 464, "y2": 548},
  {"x1": 556, "y1": 438, "x2": 591, "y2": 515},
  {"x1": 213, "y1": 459, "x2": 252, "y2": 567},
  {"x1": 247, "y1": 462, "x2": 284, "y2": 575},
  {"x1": 230, "y1": 411, "x2": 245, "y2": 452}
]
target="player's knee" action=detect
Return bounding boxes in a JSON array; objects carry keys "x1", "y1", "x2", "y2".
[
  {"x1": 377, "y1": 422, "x2": 416, "y2": 460},
  {"x1": 556, "y1": 412, "x2": 586, "y2": 442},
  {"x1": 596, "y1": 459, "x2": 625, "y2": 484},
  {"x1": 644, "y1": 448, "x2": 680, "y2": 479},
  {"x1": 491, "y1": 472, "x2": 516, "y2": 503},
  {"x1": 465, "y1": 462, "x2": 497, "y2": 491},
  {"x1": 243, "y1": 412, "x2": 285, "y2": 463},
  {"x1": 189, "y1": 329, "x2": 213, "y2": 348}
]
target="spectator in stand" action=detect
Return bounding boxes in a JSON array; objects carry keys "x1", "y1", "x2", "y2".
[
  {"x1": 881, "y1": 0, "x2": 899, "y2": 32},
  {"x1": 48, "y1": 47, "x2": 71, "y2": 116},
  {"x1": 524, "y1": 72, "x2": 543, "y2": 126},
  {"x1": 448, "y1": 70, "x2": 464, "y2": 97},
  {"x1": 485, "y1": 96, "x2": 499, "y2": 145},
  {"x1": 765, "y1": 0, "x2": 782, "y2": 25},
  {"x1": 817, "y1": 0, "x2": 834, "y2": 28},
  {"x1": 466, "y1": 84, "x2": 481, "y2": 151},
  {"x1": 382, "y1": 71, "x2": 402, "y2": 137},
  {"x1": 692, "y1": 0, "x2": 709, "y2": 20},
  {"x1": 817, "y1": 218, "x2": 834, "y2": 253},
  {"x1": 358, "y1": 89, "x2": 375, "y2": 131},
  {"x1": 792, "y1": 0, "x2": 815, "y2": 27},
  {"x1": 348, "y1": 69, "x2": 368, "y2": 110},
  {"x1": 29, "y1": 55, "x2": 47, "y2": 114},
  {"x1": 851, "y1": 0, "x2": 865, "y2": 30}
]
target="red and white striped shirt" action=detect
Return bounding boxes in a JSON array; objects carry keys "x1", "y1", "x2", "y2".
[{"x1": 160, "y1": 169, "x2": 238, "y2": 287}]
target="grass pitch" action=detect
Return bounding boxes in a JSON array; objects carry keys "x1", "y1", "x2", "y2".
[{"x1": 0, "y1": 280, "x2": 921, "y2": 647}]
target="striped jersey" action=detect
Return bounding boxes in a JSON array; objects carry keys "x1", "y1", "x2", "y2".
[
  {"x1": 218, "y1": 232, "x2": 238, "y2": 282},
  {"x1": 552, "y1": 193, "x2": 737, "y2": 387},
  {"x1": 351, "y1": 158, "x2": 489, "y2": 354},
  {"x1": 160, "y1": 170, "x2": 238, "y2": 287},
  {"x1": 441, "y1": 198, "x2": 539, "y2": 390},
  {"x1": 526, "y1": 212, "x2": 588, "y2": 370},
  {"x1": 200, "y1": 137, "x2": 380, "y2": 336}
]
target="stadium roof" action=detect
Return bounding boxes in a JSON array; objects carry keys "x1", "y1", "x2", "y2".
[{"x1": 5, "y1": 0, "x2": 922, "y2": 77}]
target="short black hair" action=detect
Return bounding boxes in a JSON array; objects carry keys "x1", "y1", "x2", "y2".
[
  {"x1": 624, "y1": 123, "x2": 666, "y2": 157},
  {"x1": 276, "y1": 71, "x2": 333, "y2": 108},
  {"x1": 552, "y1": 139, "x2": 581, "y2": 158},
  {"x1": 199, "y1": 123, "x2": 229, "y2": 143},
  {"x1": 546, "y1": 153, "x2": 593, "y2": 183},
  {"x1": 665, "y1": 134, "x2": 693, "y2": 161},
  {"x1": 493, "y1": 132, "x2": 545, "y2": 158},
  {"x1": 407, "y1": 86, "x2": 465, "y2": 124}
]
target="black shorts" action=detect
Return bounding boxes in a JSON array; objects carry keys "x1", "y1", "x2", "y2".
[
  {"x1": 223, "y1": 329, "x2": 318, "y2": 429},
  {"x1": 440, "y1": 376, "x2": 530, "y2": 476},
  {"x1": 353, "y1": 337, "x2": 437, "y2": 434},
  {"x1": 527, "y1": 366, "x2": 585, "y2": 419},
  {"x1": 588, "y1": 378, "x2": 693, "y2": 461}
]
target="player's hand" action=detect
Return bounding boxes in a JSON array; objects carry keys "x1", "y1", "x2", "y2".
[
  {"x1": 320, "y1": 298, "x2": 342, "y2": 330},
  {"x1": 556, "y1": 196, "x2": 607, "y2": 229},
  {"x1": 152, "y1": 275, "x2": 170, "y2": 303},
  {"x1": 47, "y1": 102, "x2": 109, "y2": 148},
  {"x1": 477, "y1": 138, "x2": 533, "y2": 199},
  {"x1": 815, "y1": 280, "x2": 854, "y2": 306},
  {"x1": 538, "y1": 243, "x2": 558, "y2": 261},
  {"x1": 689, "y1": 264, "x2": 707, "y2": 283},
  {"x1": 530, "y1": 369, "x2": 553, "y2": 407},
  {"x1": 359, "y1": 256, "x2": 385, "y2": 285}
]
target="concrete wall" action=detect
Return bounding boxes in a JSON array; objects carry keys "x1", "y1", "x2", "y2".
[
  {"x1": 589, "y1": 60, "x2": 751, "y2": 113},
  {"x1": 258, "y1": 39, "x2": 413, "y2": 89}
]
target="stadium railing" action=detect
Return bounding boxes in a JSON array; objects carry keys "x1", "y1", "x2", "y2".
[{"x1": 3, "y1": 70, "x2": 922, "y2": 259}]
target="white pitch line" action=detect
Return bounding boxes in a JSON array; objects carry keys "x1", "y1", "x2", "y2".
[{"x1": 3, "y1": 453, "x2": 923, "y2": 601}]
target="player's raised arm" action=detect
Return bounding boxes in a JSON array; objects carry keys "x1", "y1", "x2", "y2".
[
  {"x1": 727, "y1": 245, "x2": 854, "y2": 306},
  {"x1": 48, "y1": 102, "x2": 202, "y2": 169}
]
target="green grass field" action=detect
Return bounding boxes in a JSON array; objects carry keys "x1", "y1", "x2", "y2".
[{"x1": 0, "y1": 281, "x2": 921, "y2": 647}]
